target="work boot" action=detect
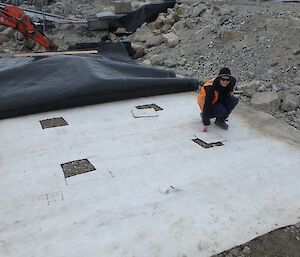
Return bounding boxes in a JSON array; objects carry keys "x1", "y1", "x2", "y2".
[{"x1": 215, "y1": 118, "x2": 228, "y2": 130}]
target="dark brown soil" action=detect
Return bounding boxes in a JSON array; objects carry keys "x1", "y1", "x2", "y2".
[{"x1": 212, "y1": 223, "x2": 300, "y2": 257}]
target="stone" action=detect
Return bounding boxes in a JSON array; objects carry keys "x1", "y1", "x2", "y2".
[
  {"x1": 294, "y1": 77, "x2": 300, "y2": 85},
  {"x1": 177, "y1": 58, "x2": 187, "y2": 66},
  {"x1": 162, "y1": 32, "x2": 179, "y2": 48},
  {"x1": 221, "y1": 30, "x2": 244, "y2": 41},
  {"x1": 293, "y1": 85, "x2": 300, "y2": 93},
  {"x1": 114, "y1": 1, "x2": 132, "y2": 14},
  {"x1": 165, "y1": 14, "x2": 176, "y2": 26},
  {"x1": 150, "y1": 54, "x2": 165, "y2": 66},
  {"x1": 177, "y1": 4, "x2": 191, "y2": 17},
  {"x1": 132, "y1": 30, "x2": 153, "y2": 42},
  {"x1": 131, "y1": 43, "x2": 144, "y2": 59},
  {"x1": 0, "y1": 35, "x2": 10, "y2": 44},
  {"x1": 293, "y1": 48, "x2": 300, "y2": 55},
  {"x1": 164, "y1": 59, "x2": 176, "y2": 68},
  {"x1": 237, "y1": 80, "x2": 260, "y2": 97},
  {"x1": 250, "y1": 92, "x2": 280, "y2": 112},
  {"x1": 108, "y1": 32, "x2": 117, "y2": 42},
  {"x1": 161, "y1": 24, "x2": 172, "y2": 33},
  {"x1": 272, "y1": 84, "x2": 279, "y2": 92},
  {"x1": 142, "y1": 60, "x2": 151, "y2": 65},
  {"x1": 192, "y1": 4, "x2": 206, "y2": 17},
  {"x1": 14, "y1": 31, "x2": 24, "y2": 41},
  {"x1": 154, "y1": 16, "x2": 165, "y2": 29},
  {"x1": 281, "y1": 94, "x2": 300, "y2": 111},
  {"x1": 242, "y1": 246, "x2": 251, "y2": 254},
  {"x1": 24, "y1": 39, "x2": 36, "y2": 50},
  {"x1": 1, "y1": 27, "x2": 14, "y2": 38},
  {"x1": 145, "y1": 35, "x2": 163, "y2": 48},
  {"x1": 256, "y1": 84, "x2": 266, "y2": 92},
  {"x1": 195, "y1": 26, "x2": 212, "y2": 40}
]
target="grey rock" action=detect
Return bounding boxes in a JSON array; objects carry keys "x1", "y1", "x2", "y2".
[
  {"x1": 293, "y1": 85, "x2": 300, "y2": 93},
  {"x1": 293, "y1": 48, "x2": 300, "y2": 55},
  {"x1": 172, "y1": 20, "x2": 185, "y2": 32},
  {"x1": 220, "y1": 30, "x2": 244, "y2": 41},
  {"x1": 0, "y1": 35, "x2": 10, "y2": 44},
  {"x1": 177, "y1": 4, "x2": 191, "y2": 17},
  {"x1": 162, "y1": 32, "x2": 179, "y2": 48},
  {"x1": 24, "y1": 39, "x2": 36, "y2": 50},
  {"x1": 195, "y1": 26, "x2": 212, "y2": 40},
  {"x1": 294, "y1": 77, "x2": 300, "y2": 85},
  {"x1": 242, "y1": 246, "x2": 251, "y2": 254},
  {"x1": 142, "y1": 59, "x2": 151, "y2": 65},
  {"x1": 145, "y1": 35, "x2": 163, "y2": 48},
  {"x1": 281, "y1": 94, "x2": 300, "y2": 111},
  {"x1": 192, "y1": 4, "x2": 206, "y2": 17},
  {"x1": 250, "y1": 92, "x2": 280, "y2": 112},
  {"x1": 177, "y1": 58, "x2": 187, "y2": 66},
  {"x1": 153, "y1": 16, "x2": 165, "y2": 29},
  {"x1": 150, "y1": 54, "x2": 165, "y2": 66},
  {"x1": 272, "y1": 85, "x2": 279, "y2": 92},
  {"x1": 257, "y1": 84, "x2": 266, "y2": 92},
  {"x1": 133, "y1": 30, "x2": 153, "y2": 42},
  {"x1": 165, "y1": 14, "x2": 176, "y2": 26},
  {"x1": 1, "y1": 27, "x2": 14, "y2": 38},
  {"x1": 237, "y1": 80, "x2": 260, "y2": 97},
  {"x1": 164, "y1": 59, "x2": 176, "y2": 68},
  {"x1": 161, "y1": 24, "x2": 172, "y2": 33},
  {"x1": 131, "y1": 43, "x2": 144, "y2": 59}
]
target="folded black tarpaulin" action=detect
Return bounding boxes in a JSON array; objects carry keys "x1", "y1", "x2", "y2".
[
  {"x1": 112, "y1": 1, "x2": 176, "y2": 32},
  {"x1": 0, "y1": 49, "x2": 197, "y2": 119}
]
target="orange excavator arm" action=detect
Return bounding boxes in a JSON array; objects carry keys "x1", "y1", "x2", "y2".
[{"x1": 0, "y1": 5, "x2": 57, "y2": 51}]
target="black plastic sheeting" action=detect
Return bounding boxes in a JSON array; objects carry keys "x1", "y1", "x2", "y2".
[
  {"x1": 0, "y1": 43, "x2": 197, "y2": 119},
  {"x1": 68, "y1": 41, "x2": 136, "y2": 58},
  {"x1": 112, "y1": 1, "x2": 176, "y2": 32}
]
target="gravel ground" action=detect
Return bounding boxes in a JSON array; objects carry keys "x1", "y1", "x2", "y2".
[{"x1": 213, "y1": 223, "x2": 300, "y2": 257}]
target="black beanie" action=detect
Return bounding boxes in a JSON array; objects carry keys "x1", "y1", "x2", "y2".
[{"x1": 218, "y1": 67, "x2": 232, "y2": 77}]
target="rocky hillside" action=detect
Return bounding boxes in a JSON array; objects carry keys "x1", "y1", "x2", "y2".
[{"x1": 0, "y1": 0, "x2": 300, "y2": 129}]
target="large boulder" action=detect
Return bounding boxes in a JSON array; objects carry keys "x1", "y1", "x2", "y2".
[
  {"x1": 250, "y1": 92, "x2": 280, "y2": 112},
  {"x1": 192, "y1": 4, "x2": 207, "y2": 17},
  {"x1": 162, "y1": 32, "x2": 179, "y2": 47},
  {"x1": 236, "y1": 80, "x2": 260, "y2": 97},
  {"x1": 150, "y1": 54, "x2": 165, "y2": 66},
  {"x1": 281, "y1": 93, "x2": 300, "y2": 111},
  {"x1": 145, "y1": 35, "x2": 163, "y2": 48}
]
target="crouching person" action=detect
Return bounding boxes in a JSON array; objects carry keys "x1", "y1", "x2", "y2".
[{"x1": 197, "y1": 67, "x2": 239, "y2": 132}]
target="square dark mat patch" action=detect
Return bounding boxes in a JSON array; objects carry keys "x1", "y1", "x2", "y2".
[
  {"x1": 40, "y1": 117, "x2": 68, "y2": 129},
  {"x1": 61, "y1": 159, "x2": 96, "y2": 178},
  {"x1": 135, "y1": 104, "x2": 163, "y2": 111}
]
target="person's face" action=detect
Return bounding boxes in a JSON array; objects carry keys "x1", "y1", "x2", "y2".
[{"x1": 220, "y1": 76, "x2": 231, "y2": 87}]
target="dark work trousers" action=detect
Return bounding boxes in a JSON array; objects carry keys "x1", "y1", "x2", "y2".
[{"x1": 211, "y1": 95, "x2": 239, "y2": 120}]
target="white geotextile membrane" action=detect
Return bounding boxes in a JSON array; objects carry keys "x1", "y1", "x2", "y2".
[{"x1": 0, "y1": 92, "x2": 299, "y2": 257}]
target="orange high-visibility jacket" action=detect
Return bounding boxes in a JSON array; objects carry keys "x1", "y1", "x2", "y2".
[{"x1": 197, "y1": 79, "x2": 219, "y2": 111}]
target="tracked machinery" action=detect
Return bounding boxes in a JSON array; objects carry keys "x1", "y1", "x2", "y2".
[{"x1": 0, "y1": 4, "x2": 57, "y2": 51}]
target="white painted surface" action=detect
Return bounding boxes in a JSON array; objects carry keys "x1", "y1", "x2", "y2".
[{"x1": 0, "y1": 92, "x2": 299, "y2": 257}]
